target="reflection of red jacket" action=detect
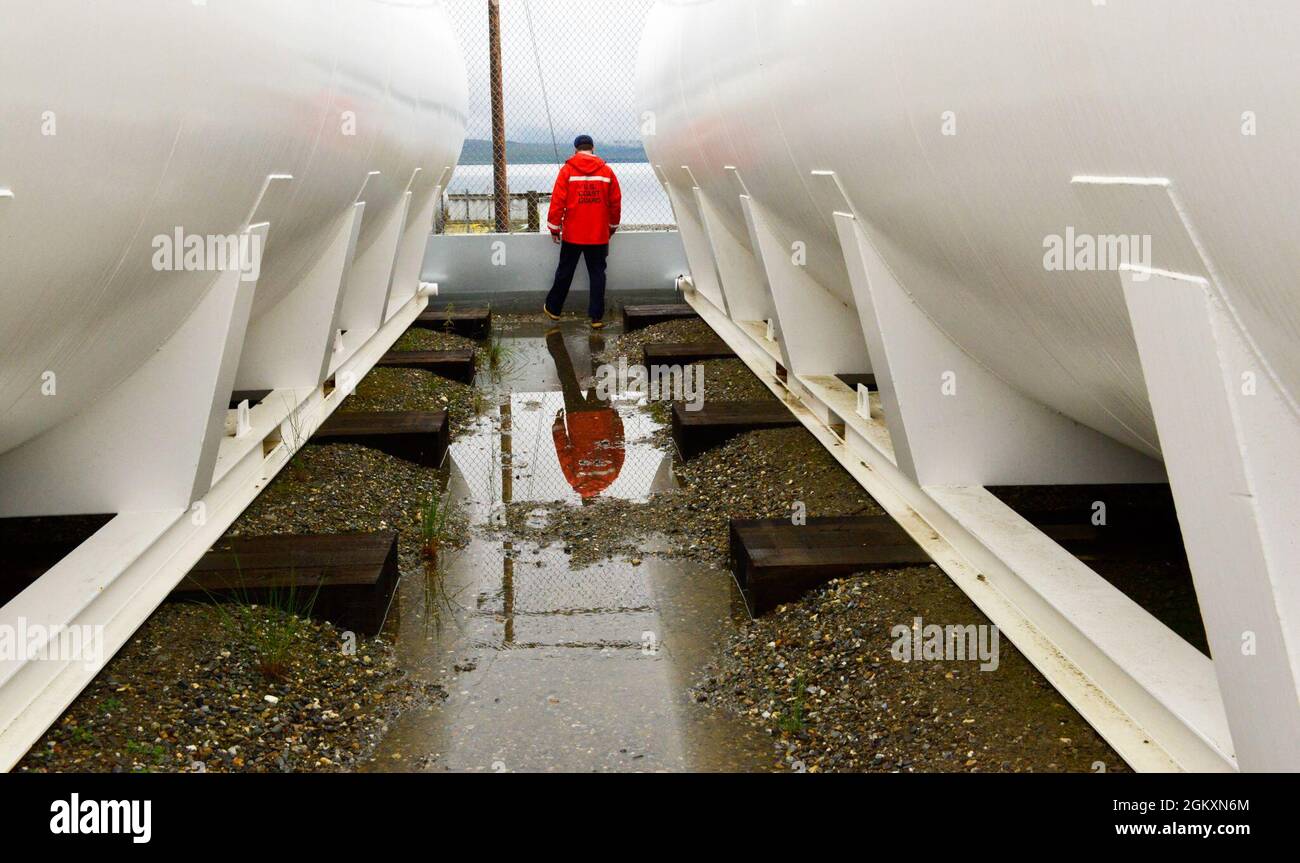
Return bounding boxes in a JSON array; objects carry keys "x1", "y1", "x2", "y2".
[
  {"x1": 547, "y1": 153, "x2": 622, "y2": 245},
  {"x1": 553, "y1": 409, "x2": 625, "y2": 499}
]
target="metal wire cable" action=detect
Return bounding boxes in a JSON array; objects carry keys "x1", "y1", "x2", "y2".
[{"x1": 522, "y1": 0, "x2": 563, "y2": 164}]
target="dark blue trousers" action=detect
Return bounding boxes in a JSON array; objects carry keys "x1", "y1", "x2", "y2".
[{"x1": 546, "y1": 242, "x2": 609, "y2": 322}]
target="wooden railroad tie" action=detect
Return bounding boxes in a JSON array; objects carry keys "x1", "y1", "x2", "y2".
[
  {"x1": 411, "y1": 306, "x2": 492, "y2": 340},
  {"x1": 642, "y1": 340, "x2": 736, "y2": 367},
  {"x1": 310, "y1": 410, "x2": 449, "y2": 468},
  {"x1": 621, "y1": 303, "x2": 698, "y2": 333},
  {"x1": 729, "y1": 516, "x2": 931, "y2": 616},
  {"x1": 670, "y1": 400, "x2": 799, "y2": 460},
  {"x1": 376, "y1": 348, "x2": 476, "y2": 384},
  {"x1": 169, "y1": 532, "x2": 400, "y2": 636}
]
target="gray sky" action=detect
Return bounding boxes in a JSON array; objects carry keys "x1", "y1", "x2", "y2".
[{"x1": 448, "y1": 0, "x2": 655, "y2": 146}]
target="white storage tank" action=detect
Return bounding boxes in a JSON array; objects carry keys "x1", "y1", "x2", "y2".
[
  {"x1": 637, "y1": 0, "x2": 1300, "y2": 458},
  {"x1": 0, "y1": 0, "x2": 468, "y2": 458}
]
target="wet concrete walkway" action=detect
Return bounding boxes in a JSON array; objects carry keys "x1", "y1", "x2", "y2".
[{"x1": 365, "y1": 320, "x2": 777, "y2": 772}]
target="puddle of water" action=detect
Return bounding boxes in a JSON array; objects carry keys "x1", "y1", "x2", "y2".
[
  {"x1": 454, "y1": 392, "x2": 675, "y2": 506},
  {"x1": 363, "y1": 321, "x2": 777, "y2": 772}
]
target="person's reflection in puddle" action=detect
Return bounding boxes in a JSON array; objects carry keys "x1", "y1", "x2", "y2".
[{"x1": 546, "y1": 328, "x2": 625, "y2": 501}]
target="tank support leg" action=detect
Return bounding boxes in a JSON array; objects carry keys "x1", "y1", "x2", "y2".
[
  {"x1": 386, "y1": 167, "x2": 444, "y2": 322},
  {"x1": 654, "y1": 165, "x2": 728, "y2": 314},
  {"x1": 384, "y1": 165, "x2": 452, "y2": 319},
  {"x1": 338, "y1": 174, "x2": 412, "y2": 352},
  {"x1": 238, "y1": 203, "x2": 365, "y2": 391},
  {"x1": 0, "y1": 223, "x2": 270, "y2": 515},
  {"x1": 692, "y1": 183, "x2": 771, "y2": 324},
  {"x1": 739, "y1": 193, "x2": 870, "y2": 377},
  {"x1": 1123, "y1": 270, "x2": 1300, "y2": 771},
  {"x1": 823, "y1": 195, "x2": 1163, "y2": 486}
]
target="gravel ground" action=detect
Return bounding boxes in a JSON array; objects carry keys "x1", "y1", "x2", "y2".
[
  {"x1": 229, "y1": 443, "x2": 467, "y2": 581},
  {"x1": 391, "y1": 328, "x2": 480, "y2": 354},
  {"x1": 595, "y1": 317, "x2": 720, "y2": 366},
  {"x1": 502, "y1": 425, "x2": 881, "y2": 568},
  {"x1": 342, "y1": 330, "x2": 484, "y2": 438},
  {"x1": 340, "y1": 367, "x2": 482, "y2": 438},
  {"x1": 698, "y1": 570, "x2": 1130, "y2": 773},
  {"x1": 17, "y1": 604, "x2": 441, "y2": 773},
  {"x1": 22, "y1": 413, "x2": 469, "y2": 771}
]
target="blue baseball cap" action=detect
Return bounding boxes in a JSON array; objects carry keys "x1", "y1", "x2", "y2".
[{"x1": 574, "y1": 134, "x2": 595, "y2": 150}]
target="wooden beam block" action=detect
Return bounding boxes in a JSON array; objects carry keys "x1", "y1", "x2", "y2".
[
  {"x1": 835, "y1": 373, "x2": 878, "y2": 392},
  {"x1": 170, "y1": 532, "x2": 400, "y2": 636},
  {"x1": 621, "y1": 304, "x2": 698, "y2": 333},
  {"x1": 730, "y1": 516, "x2": 931, "y2": 616},
  {"x1": 228, "y1": 390, "x2": 273, "y2": 410},
  {"x1": 311, "y1": 410, "x2": 448, "y2": 468},
  {"x1": 988, "y1": 486, "x2": 1188, "y2": 564},
  {"x1": 411, "y1": 306, "x2": 491, "y2": 340},
  {"x1": 671, "y1": 400, "x2": 798, "y2": 460},
  {"x1": 376, "y1": 348, "x2": 476, "y2": 384},
  {"x1": 643, "y1": 341, "x2": 736, "y2": 367},
  {"x1": 0, "y1": 515, "x2": 115, "y2": 607}
]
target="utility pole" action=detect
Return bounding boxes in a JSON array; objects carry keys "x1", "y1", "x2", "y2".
[{"x1": 488, "y1": 0, "x2": 510, "y2": 233}]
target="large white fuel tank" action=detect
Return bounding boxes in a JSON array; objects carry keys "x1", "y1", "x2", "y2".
[
  {"x1": 637, "y1": 0, "x2": 1300, "y2": 457},
  {"x1": 0, "y1": 0, "x2": 467, "y2": 455}
]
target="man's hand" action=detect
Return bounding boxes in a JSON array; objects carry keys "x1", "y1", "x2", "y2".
[{"x1": 551, "y1": 231, "x2": 562, "y2": 245}]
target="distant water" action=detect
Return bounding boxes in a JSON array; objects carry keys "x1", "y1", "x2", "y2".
[{"x1": 447, "y1": 163, "x2": 675, "y2": 227}]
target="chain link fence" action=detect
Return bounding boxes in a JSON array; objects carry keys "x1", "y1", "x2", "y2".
[{"x1": 439, "y1": 0, "x2": 674, "y2": 234}]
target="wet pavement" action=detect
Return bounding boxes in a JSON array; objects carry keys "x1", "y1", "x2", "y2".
[{"x1": 364, "y1": 320, "x2": 778, "y2": 772}]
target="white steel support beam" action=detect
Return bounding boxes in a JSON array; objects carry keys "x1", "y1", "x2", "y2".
[
  {"x1": 386, "y1": 167, "x2": 446, "y2": 322},
  {"x1": 738, "y1": 191, "x2": 869, "y2": 378},
  {"x1": 822, "y1": 180, "x2": 1163, "y2": 486},
  {"x1": 1068, "y1": 174, "x2": 1300, "y2": 770},
  {"x1": 691, "y1": 183, "x2": 771, "y2": 323},
  {"x1": 653, "y1": 164, "x2": 727, "y2": 313},
  {"x1": 0, "y1": 223, "x2": 270, "y2": 516},
  {"x1": 680, "y1": 286, "x2": 1235, "y2": 772},
  {"x1": 0, "y1": 292, "x2": 428, "y2": 770},
  {"x1": 1124, "y1": 270, "x2": 1300, "y2": 771},
  {"x1": 339, "y1": 173, "x2": 411, "y2": 342},
  {"x1": 238, "y1": 203, "x2": 366, "y2": 390}
]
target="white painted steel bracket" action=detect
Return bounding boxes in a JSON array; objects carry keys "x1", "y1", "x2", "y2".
[
  {"x1": 1070, "y1": 174, "x2": 1300, "y2": 771},
  {"x1": 0, "y1": 292, "x2": 428, "y2": 771},
  {"x1": 0, "y1": 223, "x2": 270, "y2": 516},
  {"x1": 738, "y1": 190, "x2": 870, "y2": 377},
  {"x1": 653, "y1": 164, "x2": 728, "y2": 313},
  {"x1": 683, "y1": 285, "x2": 1236, "y2": 772},
  {"x1": 815, "y1": 170, "x2": 1165, "y2": 487},
  {"x1": 239, "y1": 202, "x2": 366, "y2": 391}
]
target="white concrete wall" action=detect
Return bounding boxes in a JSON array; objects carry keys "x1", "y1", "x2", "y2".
[{"x1": 421, "y1": 231, "x2": 688, "y2": 296}]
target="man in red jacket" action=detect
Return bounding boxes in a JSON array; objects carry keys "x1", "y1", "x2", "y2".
[{"x1": 543, "y1": 135, "x2": 622, "y2": 329}]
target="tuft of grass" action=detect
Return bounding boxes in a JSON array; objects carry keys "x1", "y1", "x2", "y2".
[
  {"x1": 482, "y1": 332, "x2": 517, "y2": 384},
  {"x1": 420, "y1": 488, "x2": 452, "y2": 560},
  {"x1": 280, "y1": 399, "x2": 312, "y2": 482},
  {"x1": 207, "y1": 562, "x2": 321, "y2": 682},
  {"x1": 777, "y1": 674, "x2": 808, "y2": 734}
]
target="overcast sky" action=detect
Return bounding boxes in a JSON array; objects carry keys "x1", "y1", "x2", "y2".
[{"x1": 448, "y1": 0, "x2": 656, "y2": 147}]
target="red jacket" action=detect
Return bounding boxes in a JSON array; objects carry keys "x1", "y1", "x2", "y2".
[
  {"x1": 547, "y1": 153, "x2": 622, "y2": 245},
  {"x1": 552, "y1": 408, "x2": 625, "y2": 499}
]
